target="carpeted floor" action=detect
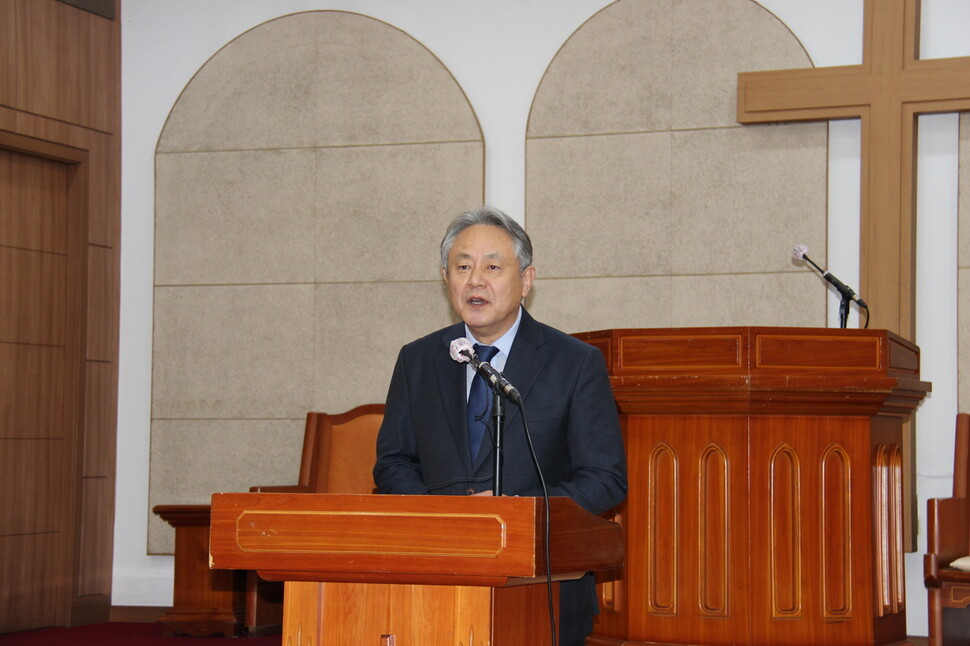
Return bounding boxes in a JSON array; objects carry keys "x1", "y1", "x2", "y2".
[
  {"x1": 0, "y1": 623, "x2": 281, "y2": 645},
  {"x1": 0, "y1": 623, "x2": 930, "y2": 646}
]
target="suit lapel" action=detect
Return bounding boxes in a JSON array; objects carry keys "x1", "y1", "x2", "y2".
[
  {"x1": 502, "y1": 309, "x2": 549, "y2": 407},
  {"x1": 435, "y1": 323, "x2": 476, "y2": 473}
]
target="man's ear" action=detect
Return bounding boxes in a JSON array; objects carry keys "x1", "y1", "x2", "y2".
[
  {"x1": 521, "y1": 265, "x2": 536, "y2": 298},
  {"x1": 440, "y1": 266, "x2": 448, "y2": 281}
]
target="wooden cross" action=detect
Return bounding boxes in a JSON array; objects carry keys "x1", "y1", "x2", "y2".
[{"x1": 737, "y1": 0, "x2": 970, "y2": 340}]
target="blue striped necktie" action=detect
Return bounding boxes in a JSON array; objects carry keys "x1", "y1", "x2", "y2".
[{"x1": 467, "y1": 344, "x2": 499, "y2": 461}]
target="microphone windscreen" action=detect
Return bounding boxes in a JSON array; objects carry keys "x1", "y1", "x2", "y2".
[
  {"x1": 792, "y1": 244, "x2": 809, "y2": 261},
  {"x1": 449, "y1": 337, "x2": 473, "y2": 363}
]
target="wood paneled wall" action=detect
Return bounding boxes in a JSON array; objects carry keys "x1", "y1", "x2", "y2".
[{"x1": 0, "y1": 0, "x2": 120, "y2": 632}]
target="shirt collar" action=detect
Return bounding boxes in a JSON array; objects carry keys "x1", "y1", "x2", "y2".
[{"x1": 464, "y1": 305, "x2": 522, "y2": 360}]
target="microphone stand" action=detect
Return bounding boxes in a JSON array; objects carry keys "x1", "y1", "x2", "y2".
[
  {"x1": 796, "y1": 249, "x2": 863, "y2": 329},
  {"x1": 491, "y1": 388, "x2": 504, "y2": 496},
  {"x1": 838, "y1": 294, "x2": 850, "y2": 329}
]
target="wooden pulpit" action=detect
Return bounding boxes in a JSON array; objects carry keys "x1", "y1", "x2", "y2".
[
  {"x1": 573, "y1": 327, "x2": 930, "y2": 646},
  {"x1": 209, "y1": 492, "x2": 624, "y2": 645}
]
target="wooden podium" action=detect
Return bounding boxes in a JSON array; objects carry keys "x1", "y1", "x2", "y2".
[
  {"x1": 209, "y1": 492, "x2": 624, "y2": 645},
  {"x1": 574, "y1": 327, "x2": 930, "y2": 646}
]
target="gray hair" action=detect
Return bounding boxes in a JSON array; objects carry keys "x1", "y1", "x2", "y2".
[{"x1": 439, "y1": 206, "x2": 533, "y2": 273}]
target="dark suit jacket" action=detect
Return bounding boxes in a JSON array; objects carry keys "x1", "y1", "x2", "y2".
[{"x1": 373, "y1": 308, "x2": 626, "y2": 516}]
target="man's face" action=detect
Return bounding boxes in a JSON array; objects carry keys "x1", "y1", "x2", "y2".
[{"x1": 442, "y1": 224, "x2": 535, "y2": 345}]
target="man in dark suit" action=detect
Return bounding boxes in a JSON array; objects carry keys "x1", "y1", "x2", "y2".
[{"x1": 373, "y1": 206, "x2": 627, "y2": 645}]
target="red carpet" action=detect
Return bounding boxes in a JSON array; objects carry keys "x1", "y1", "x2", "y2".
[{"x1": 0, "y1": 623, "x2": 281, "y2": 645}]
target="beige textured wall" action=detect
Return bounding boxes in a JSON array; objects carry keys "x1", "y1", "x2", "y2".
[
  {"x1": 150, "y1": 11, "x2": 483, "y2": 552},
  {"x1": 525, "y1": 0, "x2": 828, "y2": 333}
]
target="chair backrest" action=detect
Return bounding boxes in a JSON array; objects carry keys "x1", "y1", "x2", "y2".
[
  {"x1": 954, "y1": 413, "x2": 969, "y2": 499},
  {"x1": 298, "y1": 404, "x2": 385, "y2": 494}
]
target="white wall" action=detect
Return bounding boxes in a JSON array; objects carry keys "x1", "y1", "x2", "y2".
[{"x1": 118, "y1": 0, "x2": 970, "y2": 635}]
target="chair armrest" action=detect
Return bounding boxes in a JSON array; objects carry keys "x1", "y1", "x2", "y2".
[
  {"x1": 249, "y1": 485, "x2": 311, "y2": 493},
  {"x1": 926, "y1": 556, "x2": 970, "y2": 587}
]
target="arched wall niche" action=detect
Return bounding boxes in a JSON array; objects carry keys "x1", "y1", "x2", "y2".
[
  {"x1": 149, "y1": 10, "x2": 483, "y2": 553},
  {"x1": 525, "y1": 0, "x2": 828, "y2": 334}
]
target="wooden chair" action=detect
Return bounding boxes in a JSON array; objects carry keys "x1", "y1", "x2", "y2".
[
  {"x1": 925, "y1": 413, "x2": 970, "y2": 646},
  {"x1": 250, "y1": 403, "x2": 385, "y2": 496},
  {"x1": 154, "y1": 404, "x2": 385, "y2": 637},
  {"x1": 242, "y1": 403, "x2": 385, "y2": 633}
]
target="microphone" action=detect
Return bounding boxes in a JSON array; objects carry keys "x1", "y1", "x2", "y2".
[
  {"x1": 449, "y1": 337, "x2": 522, "y2": 403},
  {"x1": 792, "y1": 244, "x2": 868, "y2": 308}
]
